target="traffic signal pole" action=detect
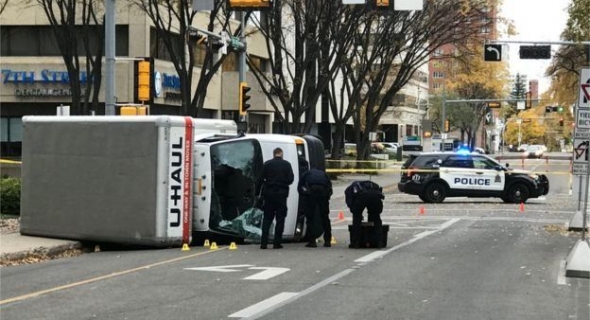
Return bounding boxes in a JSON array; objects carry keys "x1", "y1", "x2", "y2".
[
  {"x1": 105, "y1": 0, "x2": 116, "y2": 115},
  {"x1": 239, "y1": 13, "x2": 247, "y2": 124}
]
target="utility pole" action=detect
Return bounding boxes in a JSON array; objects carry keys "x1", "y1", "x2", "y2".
[{"x1": 105, "y1": 0, "x2": 116, "y2": 115}]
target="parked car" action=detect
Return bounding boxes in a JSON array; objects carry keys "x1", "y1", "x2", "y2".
[
  {"x1": 344, "y1": 143, "x2": 357, "y2": 156},
  {"x1": 517, "y1": 144, "x2": 529, "y2": 152},
  {"x1": 381, "y1": 142, "x2": 399, "y2": 153},
  {"x1": 473, "y1": 147, "x2": 486, "y2": 154},
  {"x1": 523, "y1": 145, "x2": 544, "y2": 158}
]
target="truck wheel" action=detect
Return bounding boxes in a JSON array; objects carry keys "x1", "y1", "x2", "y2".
[
  {"x1": 507, "y1": 183, "x2": 530, "y2": 204},
  {"x1": 424, "y1": 182, "x2": 446, "y2": 203}
]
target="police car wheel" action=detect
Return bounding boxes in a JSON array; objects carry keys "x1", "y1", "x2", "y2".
[
  {"x1": 507, "y1": 183, "x2": 530, "y2": 204},
  {"x1": 424, "y1": 182, "x2": 446, "y2": 203},
  {"x1": 419, "y1": 195, "x2": 428, "y2": 202}
]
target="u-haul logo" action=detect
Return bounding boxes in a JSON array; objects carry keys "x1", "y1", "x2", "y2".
[
  {"x1": 167, "y1": 118, "x2": 193, "y2": 244},
  {"x1": 168, "y1": 135, "x2": 183, "y2": 229}
]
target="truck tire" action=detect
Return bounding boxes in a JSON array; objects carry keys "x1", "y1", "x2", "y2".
[
  {"x1": 507, "y1": 183, "x2": 530, "y2": 204},
  {"x1": 424, "y1": 182, "x2": 446, "y2": 203}
]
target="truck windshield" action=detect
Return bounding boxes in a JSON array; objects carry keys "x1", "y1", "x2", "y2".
[{"x1": 209, "y1": 139, "x2": 264, "y2": 236}]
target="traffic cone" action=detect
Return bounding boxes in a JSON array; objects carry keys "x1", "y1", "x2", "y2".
[
  {"x1": 338, "y1": 211, "x2": 345, "y2": 220},
  {"x1": 330, "y1": 236, "x2": 337, "y2": 245},
  {"x1": 210, "y1": 242, "x2": 218, "y2": 250},
  {"x1": 203, "y1": 239, "x2": 210, "y2": 247},
  {"x1": 229, "y1": 242, "x2": 238, "y2": 250},
  {"x1": 181, "y1": 243, "x2": 190, "y2": 251},
  {"x1": 519, "y1": 202, "x2": 525, "y2": 213},
  {"x1": 419, "y1": 206, "x2": 425, "y2": 215}
]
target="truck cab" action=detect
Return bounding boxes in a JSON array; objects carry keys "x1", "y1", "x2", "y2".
[{"x1": 192, "y1": 134, "x2": 325, "y2": 243}]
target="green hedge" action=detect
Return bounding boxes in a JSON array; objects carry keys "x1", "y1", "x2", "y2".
[{"x1": 1, "y1": 177, "x2": 21, "y2": 216}]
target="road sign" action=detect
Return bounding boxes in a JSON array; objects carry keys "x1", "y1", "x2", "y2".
[
  {"x1": 573, "y1": 163, "x2": 588, "y2": 175},
  {"x1": 573, "y1": 139, "x2": 588, "y2": 163},
  {"x1": 577, "y1": 109, "x2": 590, "y2": 129},
  {"x1": 579, "y1": 68, "x2": 590, "y2": 109},
  {"x1": 575, "y1": 128, "x2": 590, "y2": 139},
  {"x1": 484, "y1": 44, "x2": 502, "y2": 62}
]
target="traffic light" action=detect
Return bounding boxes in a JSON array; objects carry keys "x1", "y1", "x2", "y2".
[
  {"x1": 376, "y1": 0, "x2": 390, "y2": 8},
  {"x1": 444, "y1": 119, "x2": 450, "y2": 133},
  {"x1": 135, "y1": 59, "x2": 152, "y2": 102},
  {"x1": 556, "y1": 106, "x2": 564, "y2": 112},
  {"x1": 545, "y1": 106, "x2": 552, "y2": 113},
  {"x1": 210, "y1": 38, "x2": 227, "y2": 55},
  {"x1": 239, "y1": 82, "x2": 251, "y2": 115},
  {"x1": 559, "y1": 118, "x2": 564, "y2": 127},
  {"x1": 519, "y1": 45, "x2": 551, "y2": 59},
  {"x1": 227, "y1": 0, "x2": 272, "y2": 10}
]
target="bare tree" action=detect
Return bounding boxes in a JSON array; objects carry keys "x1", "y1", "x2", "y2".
[
  {"x1": 248, "y1": 0, "x2": 362, "y2": 134},
  {"x1": 0, "y1": 0, "x2": 9, "y2": 15},
  {"x1": 134, "y1": 0, "x2": 238, "y2": 117},
  {"x1": 338, "y1": 0, "x2": 494, "y2": 159},
  {"x1": 34, "y1": 0, "x2": 104, "y2": 115}
]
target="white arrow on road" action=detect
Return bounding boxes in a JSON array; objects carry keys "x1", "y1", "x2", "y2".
[
  {"x1": 243, "y1": 267, "x2": 290, "y2": 280},
  {"x1": 486, "y1": 46, "x2": 500, "y2": 60},
  {"x1": 184, "y1": 264, "x2": 254, "y2": 273},
  {"x1": 184, "y1": 265, "x2": 290, "y2": 280}
]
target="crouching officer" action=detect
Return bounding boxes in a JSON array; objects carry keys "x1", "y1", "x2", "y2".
[
  {"x1": 344, "y1": 180, "x2": 385, "y2": 248},
  {"x1": 298, "y1": 167, "x2": 333, "y2": 247}
]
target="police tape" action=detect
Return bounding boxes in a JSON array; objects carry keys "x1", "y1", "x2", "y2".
[{"x1": 326, "y1": 168, "x2": 574, "y2": 174}]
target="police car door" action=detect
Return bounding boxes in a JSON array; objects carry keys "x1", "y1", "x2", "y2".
[
  {"x1": 440, "y1": 155, "x2": 478, "y2": 191},
  {"x1": 472, "y1": 155, "x2": 504, "y2": 191}
]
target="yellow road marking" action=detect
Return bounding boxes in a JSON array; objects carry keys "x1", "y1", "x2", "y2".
[{"x1": 0, "y1": 247, "x2": 227, "y2": 306}]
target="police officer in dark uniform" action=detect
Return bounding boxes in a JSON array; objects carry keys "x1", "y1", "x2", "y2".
[
  {"x1": 257, "y1": 147, "x2": 294, "y2": 249},
  {"x1": 298, "y1": 167, "x2": 332, "y2": 248},
  {"x1": 344, "y1": 180, "x2": 385, "y2": 249}
]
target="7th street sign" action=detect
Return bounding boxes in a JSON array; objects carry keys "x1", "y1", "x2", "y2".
[{"x1": 484, "y1": 44, "x2": 502, "y2": 62}]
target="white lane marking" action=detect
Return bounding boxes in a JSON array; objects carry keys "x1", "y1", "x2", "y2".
[
  {"x1": 244, "y1": 267, "x2": 290, "y2": 281},
  {"x1": 228, "y1": 292, "x2": 298, "y2": 318},
  {"x1": 332, "y1": 225, "x2": 439, "y2": 231},
  {"x1": 354, "y1": 219, "x2": 460, "y2": 263},
  {"x1": 184, "y1": 264, "x2": 254, "y2": 272},
  {"x1": 557, "y1": 260, "x2": 567, "y2": 285},
  {"x1": 355, "y1": 251, "x2": 388, "y2": 263},
  {"x1": 239, "y1": 218, "x2": 460, "y2": 320}
]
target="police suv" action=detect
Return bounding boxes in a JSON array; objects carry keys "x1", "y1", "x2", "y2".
[{"x1": 398, "y1": 152, "x2": 549, "y2": 203}]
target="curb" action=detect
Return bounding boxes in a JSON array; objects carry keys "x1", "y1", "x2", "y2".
[{"x1": 1, "y1": 241, "x2": 84, "y2": 265}]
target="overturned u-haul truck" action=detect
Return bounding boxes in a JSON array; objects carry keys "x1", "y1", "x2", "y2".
[
  {"x1": 20, "y1": 116, "x2": 325, "y2": 247},
  {"x1": 20, "y1": 116, "x2": 237, "y2": 247}
]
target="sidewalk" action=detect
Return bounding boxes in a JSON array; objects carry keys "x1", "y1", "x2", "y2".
[
  {"x1": 1, "y1": 232, "x2": 83, "y2": 265},
  {"x1": 0, "y1": 172, "x2": 398, "y2": 266}
]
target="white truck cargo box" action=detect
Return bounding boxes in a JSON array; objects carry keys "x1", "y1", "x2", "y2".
[{"x1": 20, "y1": 116, "x2": 235, "y2": 247}]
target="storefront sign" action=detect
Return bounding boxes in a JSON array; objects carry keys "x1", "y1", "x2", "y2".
[{"x1": 2, "y1": 69, "x2": 93, "y2": 84}]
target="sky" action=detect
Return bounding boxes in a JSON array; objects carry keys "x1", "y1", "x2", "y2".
[{"x1": 500, "y1": 0, "x2": 571, "y2": 94}]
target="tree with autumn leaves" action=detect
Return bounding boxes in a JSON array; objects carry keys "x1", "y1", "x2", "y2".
[{"x1": 429, "y1": 42, "x2": 511, "y2": 148}]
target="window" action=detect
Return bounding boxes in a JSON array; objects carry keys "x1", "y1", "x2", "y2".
[
  {"x1": 208, "y1": 139, "x2": 264, "y2": 235},
  {"x1": 472, "y1": 156, "x2": 498, "y2": 170},
  {"x1": 150, "y1": 28, "x2": 183, "y2": 62},
  {"x1": 1, "y1": 25, "x2": 128, "y2": 57},
  {"x1": 480, "y1": 26, "x2": 490, "y2": 34},
  {"x1": 442, "y1": 156, "x2": 473, "y2": 168},
  {"x1": 433, "y1": 71, "x2": 445, "y2": 78},
  {"x1": 1, "y1": 117, "x2": 23, "y2": 157}
]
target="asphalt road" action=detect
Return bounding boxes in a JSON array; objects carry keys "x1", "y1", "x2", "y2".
[{"x1": 1, "y1": 157, "x2": 588, "y2": 320}]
